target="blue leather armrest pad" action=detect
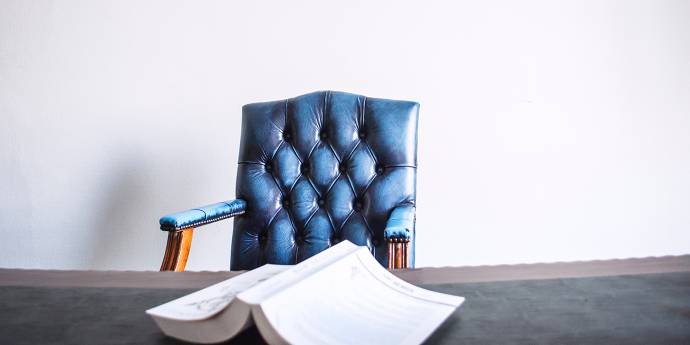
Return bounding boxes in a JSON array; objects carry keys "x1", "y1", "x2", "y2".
[
  {"x1": 384, "y1": 204, "x2": 415, "y2": 240},
  {"x1": 159, "y1": 199, "x2": 247, "y2": 231}
]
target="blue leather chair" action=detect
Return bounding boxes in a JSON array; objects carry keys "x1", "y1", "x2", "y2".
[{"x1": 158, "y1": 91, "x2": 419, "y2": 271}]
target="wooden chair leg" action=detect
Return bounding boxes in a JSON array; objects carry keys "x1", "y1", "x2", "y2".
[
  {"x1": 160, "y1": 228, "x2": 194, "y2": 272},
  {"x1": 386, "y1": 238, "x2": 410, "y2": 270}
]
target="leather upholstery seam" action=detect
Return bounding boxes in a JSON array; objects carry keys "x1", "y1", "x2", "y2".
[
  {"x1": 338, "y1": 209, "x2": 356, "y2": 233},
  {"x1": 288, "y1": 142, "x2": 303, "y2": 165},
  {"x1": 164, "y1": 210, "x2": 246, "y2": 231},
  {"x1": 301, "y1": 206, "x2": 320, "y2": 230},
  {"x1": 191, "y1": 208, "x2": 208, "y2": 221},
  {"x1": 385, "y1": 164, "x2": 417, "y2": 168},
  {"x1": 264, "y1": 207, "x2": 283, "y2": 234}
]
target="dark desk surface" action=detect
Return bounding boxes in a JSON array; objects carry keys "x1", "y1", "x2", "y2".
[{"x1": 1, "y1": 255, "x2": 689, "y2": 345}]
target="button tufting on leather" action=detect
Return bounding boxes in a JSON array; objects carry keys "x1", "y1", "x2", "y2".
[{"x1": 231, "y1": 91, "x2": 419, "y2": 270}]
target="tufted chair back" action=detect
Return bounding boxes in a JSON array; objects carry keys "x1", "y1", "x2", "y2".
[{"x1": 230, "y1": 91, "x2": 419, "y2": 270}]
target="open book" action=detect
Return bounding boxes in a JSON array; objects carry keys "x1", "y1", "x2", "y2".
[{"x1": 146, "y1": 241, "x2": 464, "y2": 345}]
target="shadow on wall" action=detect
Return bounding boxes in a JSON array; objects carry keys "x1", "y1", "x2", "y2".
[
  {"x1": 86, "y1": 156, "x2": 162, "y2": 270},
  {"x1": 86, "y1": 148, "x2": 221, "y2": 270}
]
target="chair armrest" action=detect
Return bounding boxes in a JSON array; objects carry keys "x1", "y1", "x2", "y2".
[
  {"x1": 384, "y1": 204, "x2": 415, "y2": 270},
  {"x1": 159, "y1": 199, "x2": 247, "y2": 231},
  {"x1": 384, "y1": 204, "x2": 415, "y2": 240}
]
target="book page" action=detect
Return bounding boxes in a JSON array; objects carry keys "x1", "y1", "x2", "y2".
[
  {"x1": 146, "y1": 264, "x2": 290, "y2": 321},
  {"x1": 252, "y1": 247, "x2": 464, "y2": 345},
  {"x1": 237, "y1": 241, "x2": 362, "y2": 305}
]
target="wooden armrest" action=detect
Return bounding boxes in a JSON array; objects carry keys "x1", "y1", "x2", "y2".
[
  {"x1": 387, "y1": 238, "x2": 410, "y2": 270},
  {"x1": 160, "y1": 229, "x2": 194, "y2": 271}
]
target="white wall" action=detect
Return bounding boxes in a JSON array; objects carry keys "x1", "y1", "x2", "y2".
[{"x1": 1, "y1": 0, "x2": 689, "y2": 271}]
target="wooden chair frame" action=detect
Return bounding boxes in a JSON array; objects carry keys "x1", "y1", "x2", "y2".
[
  {"x1": 160, "y1": 229, "x2": 194, "y2": 272},
  {"x1": 386, "y1": 238, "x2": 410, "y2": 270},
  {"x1": 160, "y1": 229, "x2": 409, "y2": 271}
]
